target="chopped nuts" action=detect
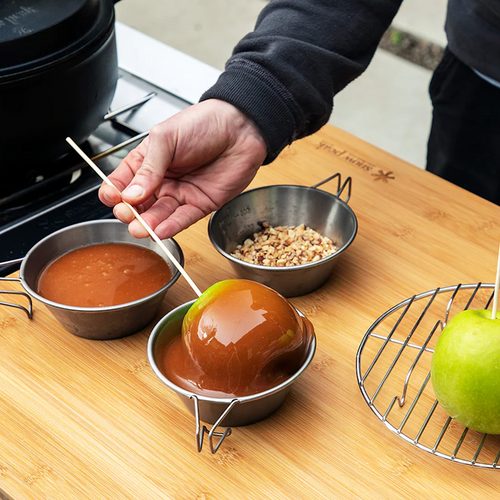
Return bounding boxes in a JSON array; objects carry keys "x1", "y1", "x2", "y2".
[{"x1": 231, "y1": 222, "x2": 337, "y2": 267}]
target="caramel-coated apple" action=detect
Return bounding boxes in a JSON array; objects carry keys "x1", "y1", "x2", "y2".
[{"x1": 162, "y1": 279, "x2": 314, "y2": 398}]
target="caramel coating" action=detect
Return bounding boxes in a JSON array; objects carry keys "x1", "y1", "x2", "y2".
[
  {"x1": 162, "y1": 280, "x2": 314, "y2": 398},
  {"x1": 37, "y1": 243, "x2": 171, "y2": 307}
]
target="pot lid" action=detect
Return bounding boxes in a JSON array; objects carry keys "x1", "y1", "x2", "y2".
[{"x1": 0, "y1": 0, "x2": 113, "y2": 76}]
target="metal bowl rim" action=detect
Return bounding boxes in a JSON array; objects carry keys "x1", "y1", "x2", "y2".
[
  {"x1": 208, "y1": 183, "x2": 358, "y2": 271},
  {"x1": 19, "y1": 220, "x2": 184, "y2": 312},
  {"x1": 147, "y1": 298, "x2": 317, "y2": 404}
]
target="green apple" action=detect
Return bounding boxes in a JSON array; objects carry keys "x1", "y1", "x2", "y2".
[
  {"x1": 182, "y1": 279, "x2": 236, "y2": 332},
  {"x1": 431, "y1": 309, "x2": 500, "y2": 434}
]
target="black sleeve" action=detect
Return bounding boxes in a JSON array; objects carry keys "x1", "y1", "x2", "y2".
[{"x1": 200, "y1": 0, "x2": 403, "y2": 163}]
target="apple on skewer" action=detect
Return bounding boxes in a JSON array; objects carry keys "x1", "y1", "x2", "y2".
[{"x1": 431, "y1": 243, "x2": 500, "y2": 434}]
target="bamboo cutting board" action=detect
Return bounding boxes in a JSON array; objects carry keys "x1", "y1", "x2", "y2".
[{"x1": 1, "y1": 125, "x2": 500, "y2": 500}]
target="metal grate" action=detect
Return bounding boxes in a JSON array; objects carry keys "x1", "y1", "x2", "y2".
[{"x1": 356, "y1": 283, "x2": 500, "y2": 468}]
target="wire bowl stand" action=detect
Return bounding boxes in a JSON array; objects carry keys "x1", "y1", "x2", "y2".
[{"x1": 356, "y1": 283, "x2": 500, "y2": 468}]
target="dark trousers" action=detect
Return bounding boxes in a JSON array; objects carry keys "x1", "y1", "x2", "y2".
[{"x1": 427, "y1": 48, "x2": 500, "y2": 205}]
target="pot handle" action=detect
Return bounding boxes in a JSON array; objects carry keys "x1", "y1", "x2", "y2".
[
  {"x1": 311, "y1": 173, "x2": 352, "y2": 203},
  {"x1": 190, "y1": 395, "x2": 240, "y2": 454},
  {"x1": 0, "y1": 257, "x2": 32, "y2": 319}
]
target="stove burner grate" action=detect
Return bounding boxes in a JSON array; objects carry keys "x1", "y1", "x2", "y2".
[{"x1": 0, "y1": 87, "x2": 156, "y2": 280}]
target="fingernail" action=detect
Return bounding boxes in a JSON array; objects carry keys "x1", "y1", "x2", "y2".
[
  {"x1": 123, "y1": 185, "x2": 144, "y2": 199},
  {"x1": 102, "y1": 191, "x2": 112, "y2": 204}
]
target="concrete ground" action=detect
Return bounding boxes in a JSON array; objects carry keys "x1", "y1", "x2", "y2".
[{"x1": 116, "y1": 0, "x2": 448, "y2": 169}]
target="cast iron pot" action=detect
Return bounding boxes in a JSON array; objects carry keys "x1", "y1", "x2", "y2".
[{"x1": 0, "y1": 0, "x2": 120, "y2": 193}]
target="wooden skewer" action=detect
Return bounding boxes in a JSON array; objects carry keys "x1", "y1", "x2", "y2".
[
  {"x1": 66, "y1": 137, "x2": 202, "y2": 298},
  {"x1": 492, "y1": 241, "x2": 500, "y2": 319}
]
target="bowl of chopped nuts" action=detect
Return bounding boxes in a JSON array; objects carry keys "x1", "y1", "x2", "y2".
[{"x1": 208, "y1": 173, "x2": 357, "y2": 297}]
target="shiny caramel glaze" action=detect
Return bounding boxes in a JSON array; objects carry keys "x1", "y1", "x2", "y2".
[
  {"x1": 162, "y1": 279, "x2": 314, "y2": 398},
  {"x1": 37, "y1": 243, "x2": 172, "y2": 308}
]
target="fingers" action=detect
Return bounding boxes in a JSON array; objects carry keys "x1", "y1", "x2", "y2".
[
  {"x1": 148, "y1": 204, "x2": 207, "y2": 240},
  {"x1": 99, "y1": 184, "x2": 122, "y2": 207},
  {"x1": 122, "y1": 195, "x2": 205, "y2": 240},
  {"x1": 127, "y1": 196, "x2": 181, "y2": 238},
  {"x1": 112, "y1": 199, "x2": 153, "y2": 237},
  {"x1": 113, "y1": 202, "x2": 135, "y2": 224},
  {"x1": 121, "y1": 124, "x2": 176, "y2": 205},
  {"x1": 98, "y1": 140, "x2": 148, "y2": 206}
]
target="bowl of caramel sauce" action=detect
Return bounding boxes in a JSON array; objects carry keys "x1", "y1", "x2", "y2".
[
  {"x1": 18, "y1": 220, "x2": 183, "y2": 339},
  {"x1": 147, "y1": 280, "x2": 316, "y2": 451}
]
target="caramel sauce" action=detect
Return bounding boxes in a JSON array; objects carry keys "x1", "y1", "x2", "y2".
[
  {"x1": 37, "y1": 243, "x2": 172, "y2": 307},
  {"x1": 162, "y1": 280, "x2": 314, "y2": 398}
]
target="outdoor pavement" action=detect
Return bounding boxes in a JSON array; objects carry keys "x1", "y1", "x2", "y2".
[{"x1": 116, "y1": 0, "x2": 449, "y2": 169}]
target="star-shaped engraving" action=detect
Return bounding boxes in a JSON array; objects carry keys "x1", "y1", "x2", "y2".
[{"x1": 371, "y1": 170, "x2": 395, "y2": 183}]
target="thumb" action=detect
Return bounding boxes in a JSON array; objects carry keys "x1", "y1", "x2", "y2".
[{"x1": 122, "y1": 125, "x2": 175, "y2": 204}]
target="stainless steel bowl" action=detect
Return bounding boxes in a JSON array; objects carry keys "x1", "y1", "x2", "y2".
[
  {"x1": 0, "y1": 220, "x2": 183, "y2": 340},
  {"x1": 148, "y1": 299, "x2": 316, "y2": 453},
  {"x1": 208, "y1": 173, "x2": 357, "y2": 297}
]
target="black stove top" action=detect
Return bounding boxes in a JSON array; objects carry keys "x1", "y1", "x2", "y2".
[
  {"x1": 0, "y1": 69, "x2": 189, "y2": 277},
  {"x1": 0, "y1": 142, "x2": 117, "y2": 275}
]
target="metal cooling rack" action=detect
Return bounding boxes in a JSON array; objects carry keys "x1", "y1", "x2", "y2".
[{"x1": 356, "y1": 283, "x2": 500, "y2": 468}]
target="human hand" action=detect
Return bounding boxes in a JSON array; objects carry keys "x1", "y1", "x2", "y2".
[{"x1": 98, "y1": 99, "x2": 267, "y2": 239}]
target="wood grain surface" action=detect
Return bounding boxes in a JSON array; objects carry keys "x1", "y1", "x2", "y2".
[{"x1": 1, "y1": 125, "x2": 500, "y2": 499}]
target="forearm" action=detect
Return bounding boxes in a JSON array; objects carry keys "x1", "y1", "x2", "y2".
[{"x1": 201, "y1": 0, "x2": 402, "y2": 163}]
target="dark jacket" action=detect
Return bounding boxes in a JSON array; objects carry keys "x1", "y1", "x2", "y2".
[{"x1": 201, "y1": 0, "x2": 499, "y2": 163}]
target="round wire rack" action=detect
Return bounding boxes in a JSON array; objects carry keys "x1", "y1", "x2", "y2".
[{"x1": 356, "y1": 283, "x2": 500, "y2": 468}]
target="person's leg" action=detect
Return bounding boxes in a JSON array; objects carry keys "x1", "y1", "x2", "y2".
[{"x1": 427, "y1": 48, "x2": 500, "y2": 205}]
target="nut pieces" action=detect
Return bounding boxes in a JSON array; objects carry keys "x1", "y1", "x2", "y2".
[{"x1": 231, "y1": 222, "x2": 337, "y2": 267}]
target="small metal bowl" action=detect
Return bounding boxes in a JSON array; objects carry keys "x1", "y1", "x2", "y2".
[
  {"x1": 147, "y1": 299, "x2": 316, "y2": 453},
  {"x1": 208, "y1": 173, "x2": 358, "y2": 297},
  {"x1": 0, "y1": 220, "x2": 183, "y2": 340}
]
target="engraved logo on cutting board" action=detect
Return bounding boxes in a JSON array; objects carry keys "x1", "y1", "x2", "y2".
[
  {"x1": 371, "y1": 170, "x2": 396, "y2": 183},
  {"x1": 316, "y1": 141, "x2": 396, "y2": 182}
]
